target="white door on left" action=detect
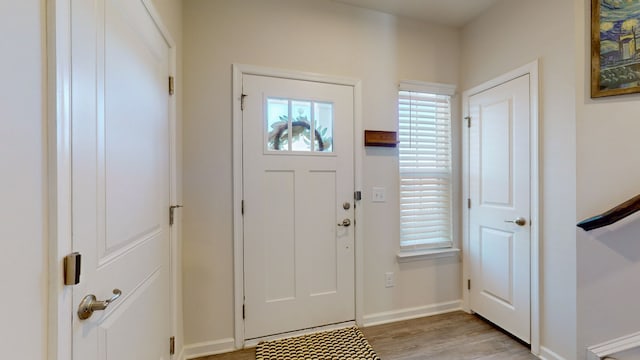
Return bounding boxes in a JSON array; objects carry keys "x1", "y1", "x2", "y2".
[{"x1": 71, "y1": 0, "x2": 172, "y2": 359}]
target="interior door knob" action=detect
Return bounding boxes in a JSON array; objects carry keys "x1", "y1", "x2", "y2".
[
  {"x1": 505, "y1": 217, "x2": 527, "y2": 226},
  {"x1": 78, "y1": 289, "x2": 122, "y2": 320},
  {"x1": 338, "y1": 219, "x2": 351, "y2": 227}
]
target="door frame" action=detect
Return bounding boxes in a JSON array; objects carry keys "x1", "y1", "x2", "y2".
[
  {"x1": 461, "y1": 60, "x2": 540, "y2": 355},
  {"x1": 232, "y1": 64, "x2": 363, "y2": 348},
  {"x1": 46, "y1": 0, "x2": 180, "y2": 358}
]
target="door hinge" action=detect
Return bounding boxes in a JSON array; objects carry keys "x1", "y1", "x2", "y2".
[
  {"x1": 169, "y1": 76, "x2": 175, "y2": 96},
  {"x1": 169, "y1": 336, "x2": 175, "y2": 355},
  {"x1": 468, "y1": 279, "x2": 471, "y2": 290},
  {"x1": 241, "y1": 200, "x2": 244, "y2": 215},
  {"x1": 63, "y1": 252, "x2": 82, "y2": 286},
  {"x1": 465, "y1": 116, "x2": 471, "y2": 128},
  {"x1": 242, "y1": 304, "x2": 246, "y2": 319},
  {"x1": 467, "y1": 198, "x2": 471, "y2": 209},
  {"x1": 169, "y1": 205, "x2": 183, "y2": 226},
  {"x1": 241, "y1": 94, "x2": 247, "y2": 110}
]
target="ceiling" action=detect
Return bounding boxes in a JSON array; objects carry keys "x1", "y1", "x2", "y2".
[{"x1": 333, "y1": 0, "x2": 500, "y2": 27}]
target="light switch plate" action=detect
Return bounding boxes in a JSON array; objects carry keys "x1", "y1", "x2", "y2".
[
  {"x1": 372, "y1": 187, "x2": 386, "y2": 202},
  {"x1": 385, "y1": 272, "x2": 395, "y2": 287}
]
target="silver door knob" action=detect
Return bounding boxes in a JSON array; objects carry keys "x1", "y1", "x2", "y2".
[
  {"x1": 338, "y1": 219, "x2": 351, "y2": 227},
  {"x1": 505, "y1": 217, "x2": 527, "y2": 226},
  {"x1": 78, "y1": 289, "x2": 122, "y2": 320}
]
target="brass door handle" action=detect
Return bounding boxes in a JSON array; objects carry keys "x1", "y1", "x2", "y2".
[
  {"x1": 78, "y1": 289, "x2": 122, "y2": 320},
  {"x1": 338, "y1": 219, "x2": 351, "y2": 227},
  {"x1": 505, "y1": 217, "x2": 527, "y2": 226}
]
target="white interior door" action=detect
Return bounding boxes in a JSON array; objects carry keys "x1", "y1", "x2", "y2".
[
  {"x1": 243, "y1": 74, "x2": 355, "y2": 339},
  {"x1": 71, "y1": 0, "x2": 172, "y2": 358},
  {"x1": 468, "y1": 74, "x2": 531, "y2": 343}
]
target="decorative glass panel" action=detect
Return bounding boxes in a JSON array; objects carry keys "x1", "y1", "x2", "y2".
[
  {"x1": 314, "y1": 102, "x2": 333, "y2": 152},
  {"x1": 267, "y1": 98, "x2": 289, "y2": 151},
  {"x1": 266, "y1": 97, "x2": 333, "y2": 153},
  {"x1": 291, "y1": 101, "x2": 312, "y2": 152}
]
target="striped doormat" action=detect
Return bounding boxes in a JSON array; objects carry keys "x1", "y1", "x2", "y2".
[{"x1": 255, "y1": 326, "x2": 380, "y2": 360}]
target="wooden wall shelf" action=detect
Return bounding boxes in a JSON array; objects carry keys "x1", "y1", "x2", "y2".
[{"x1": 364, "y1": 130, "x2": 398, "y2": 147}]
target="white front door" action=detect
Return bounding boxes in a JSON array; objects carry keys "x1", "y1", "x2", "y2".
[
  {"x1": 468, "y1": 74, "x2": 531, "y2": 343},
  {"x1": 242, "y1": 74, "x2": 355, "y2": 339},
  {"x1": 71, "y1": 0, "x2": 172, "y2": 358}
]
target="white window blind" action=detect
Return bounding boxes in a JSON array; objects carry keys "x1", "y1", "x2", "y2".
[{"x1": 398, "y1": 82, "x2": 454, "y2": 250}]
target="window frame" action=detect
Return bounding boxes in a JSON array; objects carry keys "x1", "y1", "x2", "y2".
[{"x1": 397, "y1": 81, "x2": 458, "y2": 260}]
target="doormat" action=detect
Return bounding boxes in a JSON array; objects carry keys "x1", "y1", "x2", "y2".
[{"x1": 255, "y1": 326, "x2": 380, "y2": 360}]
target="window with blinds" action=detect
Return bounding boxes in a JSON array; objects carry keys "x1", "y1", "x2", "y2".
[{"x1": 398, "y1": 82, "x2": 455, "y2": 250}]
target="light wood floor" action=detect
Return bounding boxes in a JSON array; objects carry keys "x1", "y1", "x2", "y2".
[{"x1": 196, "y1": 311, "x2": 537, "y2": 360}]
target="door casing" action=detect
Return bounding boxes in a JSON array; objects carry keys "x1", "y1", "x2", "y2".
[
  {"x1": 47, "y1": 0, "x2": 180, "y2": 358},
  {"x1": 232, "y1": 64, "x2": 364, "y2": 348},
  {"x1": 461, "y1": 60, "x2": 540, "y2": 355}
]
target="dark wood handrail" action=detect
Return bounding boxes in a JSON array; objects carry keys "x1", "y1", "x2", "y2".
[{"x1": 577, "y1": 194, "x2": 640, "y2": 231}]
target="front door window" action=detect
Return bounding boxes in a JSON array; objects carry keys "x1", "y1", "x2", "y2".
[{"x1": 266, "y1": 98, "x2": 333, "y2": 153}]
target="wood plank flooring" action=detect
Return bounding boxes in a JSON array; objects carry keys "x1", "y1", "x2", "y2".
[{"x1": 195, "y1": 311, "x2": 537, "y2": 360}]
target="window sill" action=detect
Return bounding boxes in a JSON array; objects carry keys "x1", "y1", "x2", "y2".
[{"x1": 396, "y1": 247, "x2": 460, "y2": 263}]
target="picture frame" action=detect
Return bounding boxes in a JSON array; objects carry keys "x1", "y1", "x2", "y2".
[{"x1": 591, "y1": 0, "x2": 640, "y2": 98}]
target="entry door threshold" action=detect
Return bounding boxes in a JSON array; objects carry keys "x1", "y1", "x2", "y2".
[{"x1": 244, "y1": 320, "x2": 356, "y2": 348}]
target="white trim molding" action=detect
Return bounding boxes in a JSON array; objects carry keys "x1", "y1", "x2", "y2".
[
  {"x1": 396, "y1": 247, "x2": 460, "y2": 262},
  {"x1": 47, "y1": 1, "x2": 74, "y2": 359},
  {"x1": 540, "y1": 346, "x2": 567, "y2": 360},
  {"x1": 362, "y1": 300, "x2": 462, "y2": 327},
  {"x1": 399, "y1": 80, "x2": 457, "y2": 96},
  {"x1": 232, "y1": 64, "x2": 364, "y2": 348},
  {"x1": 586, "y1": 331, "x2": 640, "y2": 360},
  {"x1": 182, "y1": 338, "x2": 236, "y2": 360},
  {"x1": 461, "y1": 60, "x2": 540, "y2": 355},
  {"x1": 138, "y1": 1, "x2": 183, "y2": 356}
]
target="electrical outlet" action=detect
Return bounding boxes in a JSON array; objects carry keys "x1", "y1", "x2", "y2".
[
  {"x1": 372, "y1": 187, "x2": 386, "y2": 203},
  {"x1": 385, "y1": 272, "x2": 395, "y2": 288}
]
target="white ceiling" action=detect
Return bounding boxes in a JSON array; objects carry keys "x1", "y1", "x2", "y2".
[{"x1": 333, "y1": 0, "x2": 500, "y2": 27}]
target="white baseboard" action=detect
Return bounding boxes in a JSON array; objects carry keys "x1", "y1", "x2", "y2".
[
  {"x1": 182, "y1": 338, "x2": 236, "y2": 359},
  {"x1": 362, "y1": 300, "x2": 462, "y2": 327},
  {"x1": 539, "y1": 346, "x2": 566, "y2": 360},
  {"x1": 176, "y1": 346, "x2": 185, "y2": 360},
  {"x1": 586, "y1": 330, "x2": 640, "y2": 360}
]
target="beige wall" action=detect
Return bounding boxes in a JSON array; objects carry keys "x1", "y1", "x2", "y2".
[
  {"x1": 461, "y1": 0, "x2": 577, "y2": 358},
  {"x1": 1, "y1": 0, "x2": 47, "y2": 359},
  {"x1": 576, "y1": 0, "x2": 640, "y2": 357},
  {"x1": 182, "y1": 0, "x2": 462, "y2": 349}
]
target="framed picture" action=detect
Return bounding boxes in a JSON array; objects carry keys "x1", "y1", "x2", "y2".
[{"x1": 591, "y1": 0, "x2": 640, "y2": 98}]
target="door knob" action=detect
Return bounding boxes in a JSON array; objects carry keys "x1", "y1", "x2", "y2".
[
  {"x1": 505, "y1": 217, "x2": 527, "y2": 226},
  {"x1": 338, "y1": 219, "x2": 351, "y2": 227},
  {"x1": 78, "y1": 289, "x2": 122, "y2": 320}
]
